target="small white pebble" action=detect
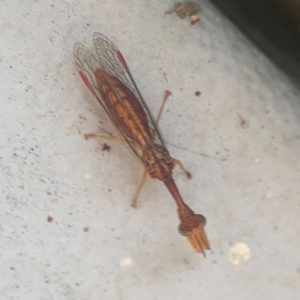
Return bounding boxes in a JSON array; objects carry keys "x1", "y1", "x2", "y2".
[
  {"x1": 84, "y1": 173, "x2": 91, "y2": 179},
  {"x1": 228, "y1": 242, "x2": 251, "y2": 265},
  {"x1": 120, "y1": 256, "x2": 132, "y2": 266}
]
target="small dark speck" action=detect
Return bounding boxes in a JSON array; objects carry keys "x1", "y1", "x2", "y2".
[
  {"x1": 47, "y1": 216, "x2": 53, "y2": 222},
  {"x1": 108, "y1": 188, "x2": 111, "y2": 192},
  {"x1": 195, "y1": 91, "x2": 201, "y2": 96},
  {"x1": 83, "y1": 226, "x2": 89, "y2": 232},
  {"x1": 238, "y1": 114, "x2": 248, "y2": 128},
  {"x1": 87, "y1": 23, "x2": 90, "y2": 26},
  {"x1": 10, "y1": 65, "x2": 12, "y2": 68},
  {"x1": 10, "y1": 267, "x2": 15, "y2": 270},
  {"x1": 102, "y1": 143, "x2": 111, "y2": 152}
]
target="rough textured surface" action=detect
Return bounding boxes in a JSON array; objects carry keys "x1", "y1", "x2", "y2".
[{"x1": 1, "y1": 0, "x2": 300, "y2": 299}]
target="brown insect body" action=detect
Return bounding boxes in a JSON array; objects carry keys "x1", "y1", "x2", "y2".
[
  {"x1": 73, "y1": 33, "x2": 210, "y2": 255},
  {"x1": 95, "y1": 69, "x2": 150, "y2": 143},
  {"x1": 95, "y1": 68, "x2": 175, "y2": 182}
]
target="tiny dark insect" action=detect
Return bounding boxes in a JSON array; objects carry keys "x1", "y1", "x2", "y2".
[
  {"x1": 195, "y1": 91, "x2": 201, "y2": 97},
  {"x1": 73, "y1": 33, "x2": 210, "y2": 255},
  {"x1": 102, "y1": 143, "x2": 111, "y2": 152},
  {"x1": 47, "y1": 216, "x2": 53, "y2": 223}
]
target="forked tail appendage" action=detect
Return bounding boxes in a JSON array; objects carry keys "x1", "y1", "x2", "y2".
[{"x1": 178, "y1": 207, "x2": 210, "y2": 256}]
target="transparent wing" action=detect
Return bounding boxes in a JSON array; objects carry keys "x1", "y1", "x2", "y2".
[
  {"x1": 74, "y1": 42, "x2": 144, "y2": 164},
  {"x1": 74, "y1": 34, "x2": 169, "y2": 165},
  {"x1": 92, "y1": 32, "x2": 166, "y2": 149},
  {"x1": 73, "y1": 42, "x2": 116, "y2": 123}
]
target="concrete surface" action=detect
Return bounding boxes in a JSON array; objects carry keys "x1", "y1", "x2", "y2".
[{"x1": 1, "y1": 0, "x2": 300, "y2": 299}]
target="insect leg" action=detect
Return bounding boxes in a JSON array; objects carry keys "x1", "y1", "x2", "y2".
[
  {"x1": 131, "y1": 169, "x2": 147, "y2": 208},
  {"x1": 172, "y1": 158, "x2": 192, "y2": 179},
  {"x1": 157, "y1": 91, "x2": 192, "y2": 179},
  {"x1": 155, "y1": 90, "x2": 172, "y2": 124},
  {"x1": 84, "y1": 134, "x2": 122, "y2": 142}
]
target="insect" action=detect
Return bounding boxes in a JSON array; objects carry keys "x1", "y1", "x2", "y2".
[{"x1": 73, "y1": 33, "x2": 210, "y2": 255}]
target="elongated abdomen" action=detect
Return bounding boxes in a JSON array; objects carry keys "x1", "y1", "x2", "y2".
[{"x1": 95, "y1": 69, "x2": 151, "y2": 145}]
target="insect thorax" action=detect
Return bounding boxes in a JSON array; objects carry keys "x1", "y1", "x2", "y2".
[{"x1": 143, "y1": 144, "x2": 174, "y2": 181}]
